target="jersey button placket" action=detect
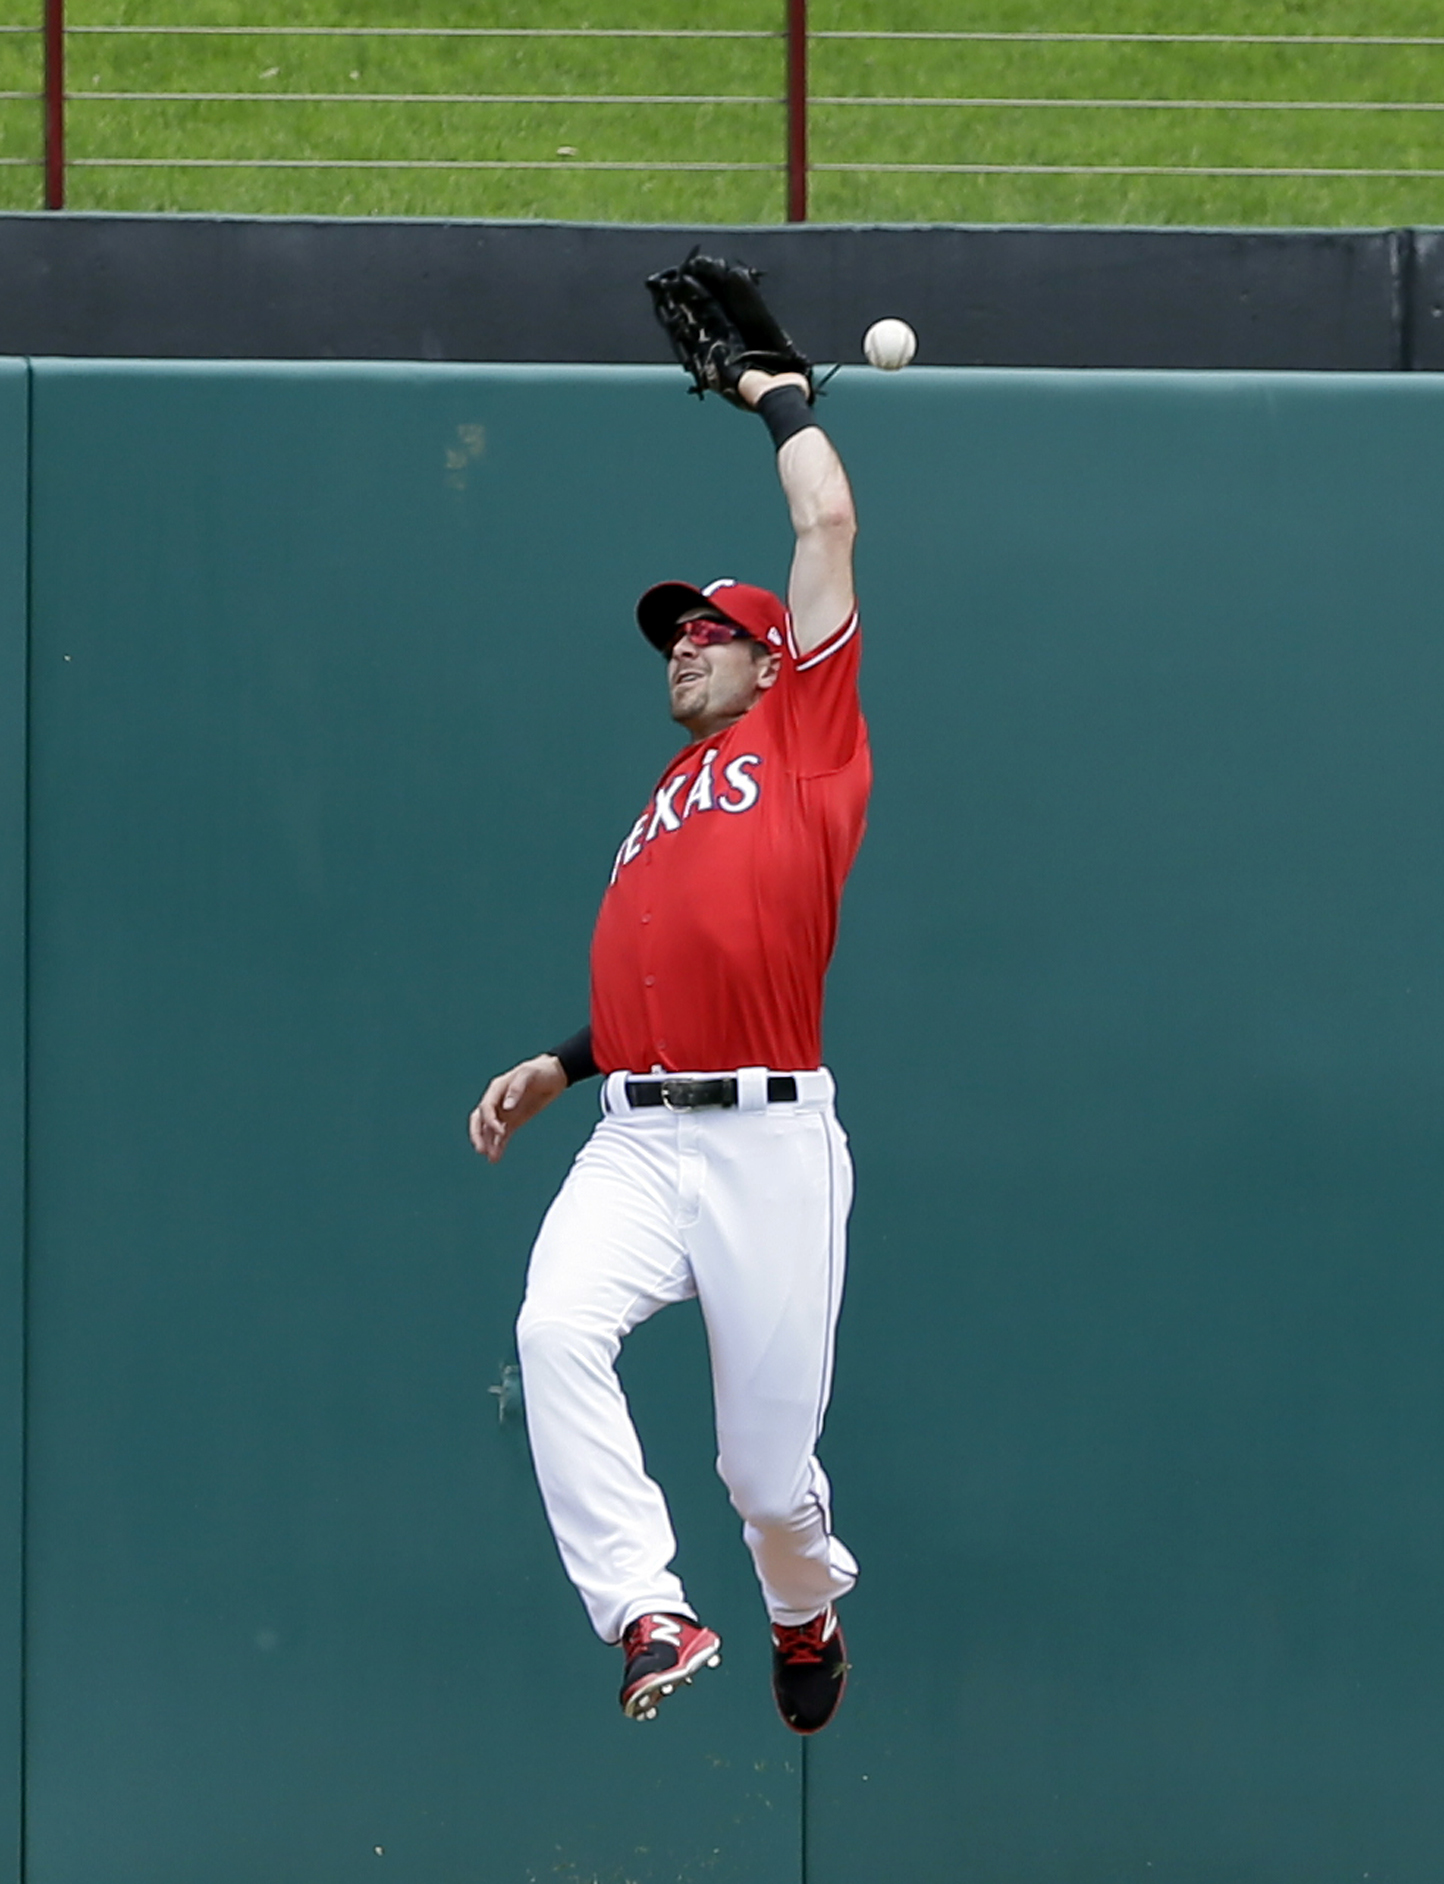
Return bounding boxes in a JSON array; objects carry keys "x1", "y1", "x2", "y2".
[{"x1": 639, "y1": 897, "x2": 659, "y2": 1059}]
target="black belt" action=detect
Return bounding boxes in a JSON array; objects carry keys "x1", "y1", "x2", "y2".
[{"x1": 625, "y1": 1075, "x2": 798, "y2": 1111}]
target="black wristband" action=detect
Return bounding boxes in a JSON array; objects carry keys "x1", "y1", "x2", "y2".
[
  {"x1": 757, "y1": 385, "x2": 819, "y2": 452},
  {"x1": 548, "y1": 1025, "x2": 599, "y2": 1086}
]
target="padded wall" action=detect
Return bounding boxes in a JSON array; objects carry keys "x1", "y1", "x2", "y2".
[
  {"x1": 0, "y1": 362, "x2": 25, "y2": 1884},
  {"x1": 817, "y1": 367, "x2": 1444, "y2": 1884},
  {"x1": 10, "y1": 360, "x2": 1444, "y2": 1883},
  {"x1": 23, "y1": 363, "x2": 802, "y2": 1884}
]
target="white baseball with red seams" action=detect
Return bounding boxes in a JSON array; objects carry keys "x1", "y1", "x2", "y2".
[{"x1": 863, "y1": 317, "x2": 918, "y2": 370}]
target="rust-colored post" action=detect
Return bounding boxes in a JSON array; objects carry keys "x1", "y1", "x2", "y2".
[
  {"x1": 785, "y1": 0, "x2": 807, "y2": 222},
  {"x1": 44, "y1": 0, "x2": 65, "y2": 209}
]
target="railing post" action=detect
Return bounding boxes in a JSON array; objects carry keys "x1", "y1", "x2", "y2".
[
  {"x1": 44, "y1": 0, "x2": 65, "y2": 209},
  {"x1": 785, "y1": 0, "x2": 807, "y2": 222}
]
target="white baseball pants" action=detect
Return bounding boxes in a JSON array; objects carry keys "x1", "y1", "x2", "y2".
[{"x1": 516, "y1": 1067, "x2": 859, "y2": 1645}]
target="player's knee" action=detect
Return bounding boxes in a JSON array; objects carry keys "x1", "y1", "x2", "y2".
[
  {"x1": 715, "y1": 1455, "x2": 806, "y2": 1533},
  {"x1": 515, "y1": 1304, "x2": 614, "y2": 1377},
  {"x1": 737, "y1": 1496, "x2": 809, "y2": 1537}
]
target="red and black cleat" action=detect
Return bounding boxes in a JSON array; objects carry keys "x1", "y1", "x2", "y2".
[
  {"x1": 619, "y1": 1613, "x2": 723, "y2": 1721},
  {"x1": 771, "y1": 1605, "x2": 849, "y2": 1735}
]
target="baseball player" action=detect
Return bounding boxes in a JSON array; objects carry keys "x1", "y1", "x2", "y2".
[{"x1": 470, "y1": 257, "x2": 868, "y2": 1735}]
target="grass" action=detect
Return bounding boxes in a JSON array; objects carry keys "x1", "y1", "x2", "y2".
[{"x1": 2, "y1": 0, "x2": 1444, "y2": 224}]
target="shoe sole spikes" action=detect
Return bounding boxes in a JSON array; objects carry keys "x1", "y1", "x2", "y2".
[{"x1": 623, "y1": 1644, "x2": 723, "y2": 1722}]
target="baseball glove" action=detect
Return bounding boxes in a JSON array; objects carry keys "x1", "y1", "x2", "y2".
[{"x1": 645, "y1": 250, "x2": 812, "y2": 404}]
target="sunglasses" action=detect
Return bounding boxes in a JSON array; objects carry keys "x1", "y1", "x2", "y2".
[{"x1": 666, "y1": 618, "x2": 750, "y2": 655}]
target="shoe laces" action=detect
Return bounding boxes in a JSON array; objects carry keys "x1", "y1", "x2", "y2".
[
  {"x1": 773, "y1": 1611, "x2": 831, "y2": 1665},
  {"x1": 624, "y1": 1613, "x2": 684, "y2": 1657}
]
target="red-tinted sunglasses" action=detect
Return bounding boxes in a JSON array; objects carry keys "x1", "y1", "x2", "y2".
[{"x1": 665, "y1": 617, "x2": 752, "y2": 655}]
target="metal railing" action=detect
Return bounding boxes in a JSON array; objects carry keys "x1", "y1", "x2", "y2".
[
  {"x1": 7, "y1": 7, "x2": 1444, "y2": 216},
  {"x1": 23, "y1": 4, "x2": 811, "y2": 214}
]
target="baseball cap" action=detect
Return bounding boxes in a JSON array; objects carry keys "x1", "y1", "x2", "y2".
[{"x1": 636, "y1": 578, "x2": 788, "y2": 655}]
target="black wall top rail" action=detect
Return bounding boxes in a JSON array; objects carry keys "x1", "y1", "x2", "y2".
[{"x1": 0, "y1": 217, "x2": 1440, "y2": 372}]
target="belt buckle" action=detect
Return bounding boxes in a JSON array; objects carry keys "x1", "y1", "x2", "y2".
[{"x1": 659, "y1": 1078, "x2": 690, "y2": 1112}]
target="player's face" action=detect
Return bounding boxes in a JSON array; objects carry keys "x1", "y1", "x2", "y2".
[{"x1": 666, "y1": 612, "x2": 776, "y2": 738}]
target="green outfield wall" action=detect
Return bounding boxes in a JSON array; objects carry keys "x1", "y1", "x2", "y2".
[{"x1": 3, "y1": 359, "x2": 1443, "y2": 1883}]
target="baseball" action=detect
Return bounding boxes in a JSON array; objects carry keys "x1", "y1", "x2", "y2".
[{"x1": 863, "y1": 318, "x2": 917, "y2": 371}]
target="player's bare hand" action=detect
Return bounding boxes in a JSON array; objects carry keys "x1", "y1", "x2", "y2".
[
  {"x1": 737, "y1": 367, "x2": 811, "y2": 409},
  {"x1": 470, "y1": 1053, "x2": 568, "y2": 1163}
]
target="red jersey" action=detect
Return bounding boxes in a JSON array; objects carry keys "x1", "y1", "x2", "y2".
[{"x1": 589, "y1": 610, "x2": 870, "y2": 1074}]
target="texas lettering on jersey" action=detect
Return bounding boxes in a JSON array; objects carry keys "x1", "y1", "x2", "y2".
[
  {"x1": 589, "y1": 610, "x2": 871, "y2": 1076},
  {"x1": 609, "y1": 749, "x2": 763, "y2": 883}
]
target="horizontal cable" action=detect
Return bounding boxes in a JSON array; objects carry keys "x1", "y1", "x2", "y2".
[
  {"x1": 812, "y1": 29, "x2": 1444, "y2": 44},
  {"x1": 816, "y1": 160, "x2": 1444, "y2": 176},
  {"x1": 69, "y1": 90, "x2": 779, "y2": 104},
  {"x1": 39, "y1": 25, "x2": 1444, "y2": 43},
  {"x1": 63, "y1": 23, "x2": 777, "y2": 35},
  {"x1": 0, "y1": 91, "x2": 40, "y2": 99},
  {"x1": 813, "y1": 95, "x2": 1444, "y2": 110},
  {"x1": 55, "y1": 156, "x2": 1444, "y2": 177},
  {"x1": 67, "y1": 155, "x2": 781, "y2": 170},
  {"x1": 63, "y1": 91, "x2": 1444, "y2": 112}
]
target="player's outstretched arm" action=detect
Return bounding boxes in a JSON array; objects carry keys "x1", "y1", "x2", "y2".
[
  {"x1": 470, "y1": 1053, "x2": 568, "y2": 1163},
  {"x1": 738, "y1": 368, "x2": 857, "y2": 658}
]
